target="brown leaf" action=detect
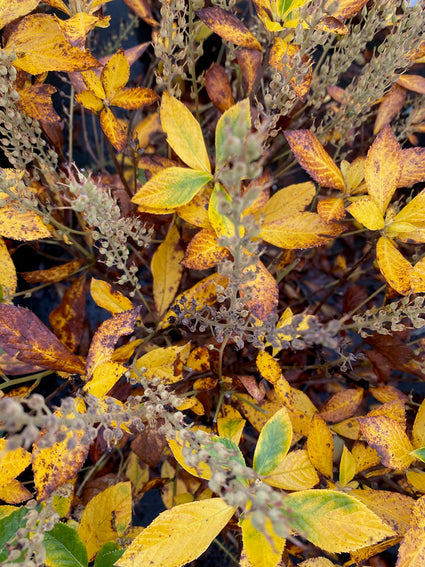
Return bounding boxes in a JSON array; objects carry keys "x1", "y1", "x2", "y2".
[
  {"x1": 325, "y1": 0, "x2": 368, "y2": 20},
  {"x1": 86, "y1": 307, "x2": 141, "y2": 379},
  {"x1": 122, "y1": 0, "x2": 158, "y2": 26},
  {"x1": 315, "y1": 16, "x2": 348, "y2": 34},
  {"x1": 49, "y1": 276, "x2": 88, "y2": 353},
  {"x1": 0, "y1": 304, "x2": 85, "y2": 374},
  {"x1": 196, "y1": 7, "x2": 261, "y2": 51},
  {"x1": 131, "y1": 424, "x2": 167, "y2": 468},
  {"x1": 238, "y1": 375, "x2": 265, "y2": 402},
  {"x1": 205, "y1": 63, "x2": 234, "y2": 112}
]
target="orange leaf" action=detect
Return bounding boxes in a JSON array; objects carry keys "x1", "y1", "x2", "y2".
[
  {"x1": 315, "y1": 16, "x2": 348, "y2": 34},
  {"x1": 241, "y1": 261, "x2": 278, "y2": 321},
  {"x1": 110, "y1": 87, "x2": 158, "y2": 110},
  {"x1": 4, "y1": 14, "x2": 100, "y2": 74},
  {"x1": 0, "y1": 235, "x2": 17, "y2": 302},
  {"x1": 205, "y1": 63, "x2": 234, "y2": 112},
  {"x1": 317, "y1": 197, "x2": 345, "y2": 222},
  {"x1": 374, "y1": 84, "x2": 406, "y2": 135},
  {"x1": 90, "y1": 278, "x2": 134, "y2": 314},
  {"x1": 236, "y1": 49, "x2": 261, "y2": 94},
  {"x1": 325, "y1": 0, "x2": 368, "y2": 19},
  {"x1": 101, "y1": 48, "x2": 129, "y2": 99},
  {"x1": 100, "y1": 107, "x2": 127, "y2": 151},
  {"x1": 122, "y1": 0, "x2": 158, "y2": 26},
  {"x1": 196, "y1": 7, "x2": 261, "y2": 51},
  {"x1": 320, "y1": 388, "x2": 364, "y2": 423},
  {"x1": 182, "y1": 228, "x2": 229, "y2": 270},
  {"x1": 49, "y1": 276, "x2": 87, "y2": 353},
  {"x1": 307, "y1": 414, "x2": 334, "y2": 478},
  {"x1": 347, "y1": 196, "x2": 385, "y2": 230},
  {"x1": 396, "y1": 496, "x2": 425, "y2": 566},
  {"x1": 85, "y1": 307, "x2": 141, "y2": 379},
  {"x1": 75, "y1": 90, "x2": 103, "y2": 112},
  {"x1": 21, "y1": 258, "x2": 85, "y2": 284},
  {"x1": 54, "y1": 12, "x2": 105, "y2": 48},
  {"x1": 376, "y1": 236, "x2": 412, "y2": 295},
  {"x1": 284, "y1": 130, "x2": 345, "y2": 190},
  {"x1": 398, "y1": 148, "x2": 425, "y2": 187},
  {"x1": 17, "y1": 83, "x2": 60, "y2": 123},
  {"x1": 0, "y1": 304, "x2": 85, "y2": 374},
  {"x1": 364, "y1": 125, "x2": 402, "y2": 215},
  {"x1": 397, "y1": 74, "x2": 425, "y2": 95},
  {"x1": 357, "y1": 415, "x2": 414, "y2": 470}
]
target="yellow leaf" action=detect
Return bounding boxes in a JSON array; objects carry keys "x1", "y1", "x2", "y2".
[
  {"x1": 261, "y1": 211, "x2": 342, "y2": 249},
  {"x1": 196, "y1": 6, "x2": 261, "y2": 51},
  {"x1": 0, "y1": 204, "x2": 52, "y2": 241},
  {"x1": 0, "y1": 0, "x2": 40, "y2": 29},
  {"x1": 406, "y1": 470, "x2": 425, "y2": 493},
  {"x1": 320, "y1": 388, "x2": 363, "y2": 423},
  {"x1": 284, "y1": 489, "x2": 394, "y2": 553},
  {"x1": 397, "y1": 73, "x2": 425, "y2": 95},
  {"x1": 331, "y1": 417, "x2": 360, "y2": 440},
  {"x1": 55, "y1": 12, "x2": 103, "y2": 48},
  {"x1": 357, "y1": 415, "x2": 414, "y2": 470},
  {"x1": 307, "y1": 414, "x2": 334, "y2": 478},
  {"x1": 81, "y1": 70, "x2": 106, "y2": 100},
  {"x1": 376, "y1": 236, "x2": 412, "y2": 295},
  {"x1": 33, "y1": 400, "x2": 89, "y2": 500},
  {"x1": 347, "y1": 196, "x2": 385, "y2": 230},
  {"x1": 253, "y1": 408, "x2": 292, "y2": 475},
  {"x1": 350, "y1": 489, "x2": 414, "y2": 536},
  {"x1": 4, "y1": 14, "x2": 100, "y2": 74},
  {"x1": 177, "y1": 186, "x2": 213, "y2": 228},
  {"x1": 340, "y1": 156, "x2": 366, "y2": 195},
  {"x1": 116, "y1": 498, "x2": 235, "y2": 567},
  {"x1": 75, "y1": 90, "x2": 103, "y2": 112},
  {"x1": 392, "y1": 188, "x2": 425, "y2": 227},
  {"x1": 17, "y1": 83, "x2": 60, "y2": 123},
  {"x1": 100, "y1": 107, "x2": 127, "y2": 151},
  {"x1": 264, "y1": 449, "x2": 319, "y2": 490},
  {"x1": 283, "y1": 130, "x2": 345, "y2": 190},
  {"x1": 370, "y1": 385, "x2": 408, "y2": 404},
  {"x1": 110, "y1": 87, "x2": 158, "y2": 110},
  {"x1": 364, "y1": 125, "x2": 402, "y2": 215},
  {"x1": 135, "y1": 343, "x2": 191, "y2": 385},
  {"x1": 398, "y1": 148, "x2": 425, "y2": 187},
  {"x1": 237, "y1": 393, "x2": 282, "y2": 432},
  {"x1": 132, "y1": 167, "x2": 213, "y2": 211},
  {"x1": 182, "y1": 228, "x2": 229, "y2": 270},
  {"x1": 262, "y1": 182, "x2": 316, "y2": 223},
  {"x1": 22, "y1": 258, "x2": 85, "y2": 284},
  {"x1": 299, "y1": 559, "x2": 335, "y2": 567},
  {"x1": 160, "y1": 91, "x2": 211, "y2": 173},
  {"x1": 151, "y1": 224, "x2": 184, "y2": 316},
  {"x1": 256, "y1": 351, "x2": 283, "y2": 385},
  {"x1": 0, "y1": 439, "x2": 32, "y2": 503},
  {"x1": 167, "y1": 430, "x2": 212, "y2": 480},
  {"x1": 324, "y1": 0, "x2": 368, "y2": 19},
  {"x1": 241, "y1": 511, "x2": 286, "y2": 567},
  {"x1": 352, "y1": 441, "x2": 381, "y2": 474},
  {"x1": 78, "y1": 482, "x2": 132, "y2": 561},
  {"x1": 84, "y1": 361, "x2": 127, "y2": 398},
  {"x1": 0, "y1": 236, "x2": 16, "y2": 301},
  {"x1": 187, "y1": 346, "x2": 210, "y2": 372},
  {"x1": 217, "y1": 417, "x2": 245, "y2": 445},
  {"x1": 412, "y1": 257, "x2": 425, "y2": 293},
  {"x1": 339, "y1": 445, "x2": 356, "y2": 487},
  {"x1": 208, "y1": 182, "x2": 235, "y2": 237},
  {"x1": 101, "y1": 48, "x2": 129, "y2": 99},
  {"x1": 396, "y1": 496, "x2": 425, "y2": 566},
  {"x1": 413, "y1": 399, "x2": 425, "y2": 448},
  {"x1": 86, "y1": 307, "x2": 141, "y2": 379},
  {"x1": 90, "y1": 278, "x2": 134, "y2": 314}
]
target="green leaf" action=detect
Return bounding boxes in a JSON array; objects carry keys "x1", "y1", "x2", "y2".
[
  {"x1": 0, "y1": 505, "x2": 27, "y2": 549},
  {"x1": 94, "y1": 542, "x2": 124, "y2": 567},
  {"x1": 215, "y1": 99, "x2": 251, "y2": 170},
  {"x1": 160, "y1": 92, "x2": 211, "y2": 173},
  {"x1": 44, "y1": 523, "x2": 88, "y2": 567},
  {"x1": 132, "y1": 167, "x2": 213, "y2": 211},
  {"x1": 283, "y1": 489, "x2": 395, "y2": 553},
  {"x1": 411, "y1": 447, "x2": 425, "y2": 463},
  {"x1": 253, "y1": 407, "x2": 292, "y2": 476}
]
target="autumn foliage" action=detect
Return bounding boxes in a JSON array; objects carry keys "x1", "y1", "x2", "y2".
[{"x1": 1, "y1": 1, "x2": 425, "y2": 566}]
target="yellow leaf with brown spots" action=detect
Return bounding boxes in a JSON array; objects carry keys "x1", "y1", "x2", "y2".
[
  {"x1": 196, "y1": 6, "x2": 261, "y2": 51},
  {"x1": 134, "y1": 343, "x2": 191, "y2": 385},
  {"x1": 182, "y1": 228, "x2": 229, "y2": 270},
  {"x1": 357, "y1": 415, "x2": 414, "y2": 470},
  {"x1": 264, "y1": 449, "x2": 319, "y2": 491},
  {"x1": 0, "y1": 236, "x2": 16, "y2": 302},
  {"x1": 392, "y1": 495, "x2": 425, "y2": 567},
  {"x1": 320, "y1": 388, "x2": 363, "y2": 423},
  {"x1": 376, "y1": 236, "x2": 412, "y2": 295},
  {"x1": 0, "y1": 438, "x2": 32, "y2": 504},
  {"x1": 0, "y1": 0, "x2": 40, "y2": 29},
  {"x1": 101, "y1": 48, "x2": 129, "y2": 99},
  {"x1": 4, "y1": 14, "x2": 100, "y2": 74},
  {"x1": 100, "y1": 107, "x2": 127, "y2": 151}
]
